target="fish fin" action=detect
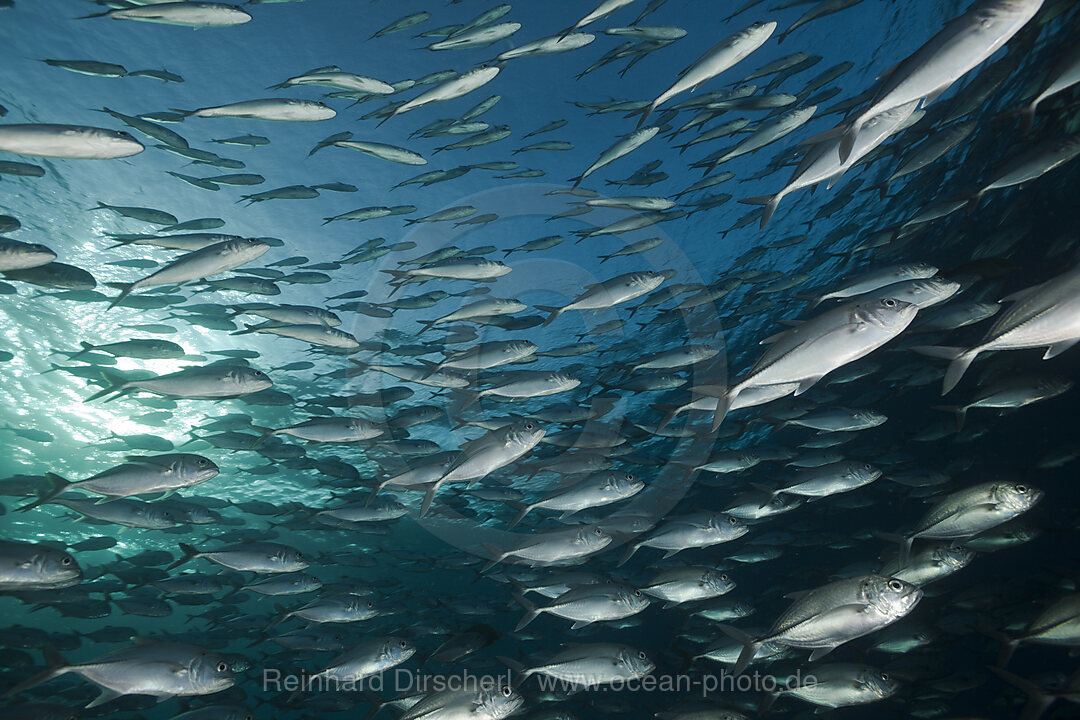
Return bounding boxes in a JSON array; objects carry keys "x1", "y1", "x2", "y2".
[
  {"x1": 808, "y1": 645, "x2": 837, "y2": 662},
  {"x1": 689, "y1": 384, "x2": 733, "y2": 431},
  {"x1": 495, "y1": 655, "x2": 529, "y2": 687},
  {"x1": 617, "y1": 542, "x2": 641, "y2": 567},
  {"x1": 165, "y1": 542, "x2": 201, "y2": 571},
  {"x1": 756, "y1": 691, "x2": 780, "y2": 716},
  {"x1": 1019, "y1": 101, "x2": 1038, "y2": 135},
  {"x1": 931, "y1": 405, "x2": 967, "y2": 432},
  {"x1": 874, "y1": 531, "x2": 914, "y2": 566},
  {"x1": 4, "y1": 643, "x2": 70, "y2": 699},
  {"x1": 535, "y1": 304, "x2": 564, "y2": 327},
  {"x1": 838, "y1": 121, "x2": 861, "y2": 164},
  {"x1": 508, "y1": 502, "x2": 533, "y2": 530},
  {"x1": 716, "y1": 624, "x2": 760, "y2": 677},
  {"x1": 68, "y1": 341, "x2": 96, "y2": 361},
  {"x1": 750, "y1": 482, "x2": 779, "y2": 508},
  {"x1": 978, "y1": 626, "x2": 1019, "y2": 667},
  {"x1": 480, "y1": 542, "x2": 510, "y2": 573},
  {"x1": 106, "y1": 282, "x2": 136, "y2": 311},
  {"x1": 85, "y1": 373, "x2": 133, "y2": 403},
  {"x1": 794, "y1": 375, "x2": 825, "y2": 395},
  {"x1": 986, "y1": 666, "x2": 1057, "y2": 720},
  {"x1": 650, "y1": 403, "x2": 680, "y2": 432},
  {"x1": 419, "y1": 479, "x2": 445, "y2": 518},
  {"x1": 739, "y1": 194, "x2": 781, "y2": 228},
  {"x1": 18, "y1": 472, "x2": 71, "y2": 512},
  {"x1": 910, "y1": 345, "x2": 979, "y2": 395},
  {"x1": 1044, "y1": 339, "x2": 1079, "y2": 360},
  {"x1": 512, "y1": 592, "x2": 542, "y2": 631},
  {"x1": 661, "y1": 549, "x2": 681, "y2": 560}
]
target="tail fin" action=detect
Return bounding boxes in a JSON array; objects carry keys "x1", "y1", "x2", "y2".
[
  {"x1": 986, "y1": 666, "x2": 1066, "y2": 720},
  {"x1": 617, "y1": 541, "x2": 641, "y2": 567},
  {"x1": 85, "y1": 373, "x2": 132, "y2": 403},
  {"x1": 513, "y1": 592, "x2": 542, "y2": 631},
  {"x1": 3, "y1": 643, "x2": 70, "y2": 699},
  {"x1": 535, "y1": 304, "x2": 564, "y2": 328},
  {"x1": 636, "y1": 101, "x2": 657, "y2": 130},
  {"x1": 75, "y1": 11, "x2": 110, "y2": 19},
  {"x1": 1019, "y1": 101, "x2": 1038, "y2": 135},
  {"x1": 18, "y1": 473, "x2": 71, "y2": 512},
  {"x1": 420, "y1": 479, "x2": 446, "y2": 518},
  {"x1": 874, "y1": 531, "x2": 914, "y2": 567},
  {"x1": 650, "y1": 403, "x2": 681, "y2": 432},
  {"x1": 979, "y1": 626, "x2": 1020, "y2": 667},
  {"x1": 68, "y1": 341, "x2": 97, "y2": 361},
  {"x1": 689, "y1": 384, "x2": 734, "y2": 431},
  {"x1": 838, "y1": 121, "x2": 861, "y2": 164},
  {"x1": 931, "y1": 405, "x2": 968, "y2": 432},
  {"x1": 911, "y1": 346, "x2": 979, "y2": 395},
  {"x1": 739, "y1": 195, "x2": 781, "y2": 229},
  {"x1": 480, "y1": 542, "x2": 511, "y2": 573},
  {"x1": 507, "y1": 501, "x2": 533, "y2": 529},
  {"x1": 716, "y1": 624, "x2": 761, "y2": 677},
  {"x1": 106, "y1": 282, "x2": 137, "y2": 311},
  {"x1": 166, "y1": 542, "x2": 202, "y2": 571}
]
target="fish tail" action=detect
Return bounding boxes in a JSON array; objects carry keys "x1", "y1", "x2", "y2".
[
  {"x1": 512, "y1": 592, "x2": 541, "y2": 631},
  {"x1": 106, "y1": 282, "x2": 136, "y2": 311},
  {"x1": 456, "y1": 390, "x2": 483, "y2": 412},
  {"x1": 911, "y1": 346, "x2": 979, "y2": 395},
  {"x1": 480, "y1": 542, "x2": 510, "y2": 573},
  {"x1": 85, "y1": 374, "x2": 132, "y2": 403},
  {"x1": 739, "y1": 194, "x2": 781, "y2": 229},
  {"x1": 986, "y1": 666, "x2": 1058, "y2": 720},
  {"x1": 3, "y1": 643, "x2": 70, "y2": 698},
  {"x1": 690, "y1": 383, "x2": 733, "y2": 430},
  {"x1": 978, "y1": 626, "x2": 1020, "y2": 667},
  {"x1": 1019, "y1": 101, "x2": 1038, "y2": 135},
  {"x1": 535, "y1": 304, "x2": 564, "y2": 327},
  {"x1": 66, "y1": 341, "x2": 96, "y2": 361},
  {"x1": 875, "y1": 531, "x2": 914, "y2": 566},
  {"x1": 649, "y1": 403, "x2": 680, "y2": 432},
  {"x1": 75, "y1": 11, "x2": 109, "y2": 19},
  {"x1": 419, "y1": 479, "x2": 445, "y2": 518},
  {"x1": 18, "y1": 472, "x2": 71, "y2": 512},
  {"x1": 931, "y1": 405, "x2": 967, "y2": 433},
  {"x1": 617, "y1": 542, "x2": 641, "y2": 568},
  {"x1": 634, "y1": 101, "x2": 655, "y2": 130},
  {"x1": 716, "y1": 624, "x2": 760, "y2": 677},
  {"x1": 507, "y1": 501, "x2": 532, "y2": 530},
  {"x1": 166, "y1": 542, "x2": 201, "y2": 571},
  {"x1": 838, "y1": 120, "x2": 861, "y2": 164}
]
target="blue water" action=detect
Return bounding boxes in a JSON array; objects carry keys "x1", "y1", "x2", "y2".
[{"x1": 2, "y1": 0, "x2": 1080, "y2": 718}]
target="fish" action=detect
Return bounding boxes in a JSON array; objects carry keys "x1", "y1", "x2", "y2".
[
  {"x1": 0, "y1": 124, "x2": 143, "y2": 158},
  {"x1": 835, "y1": 0, "x2": 1044, "y2": 162},
  {"x1": 78, "y1": 2, "x2": 252, "y2": 27},
  {"x1": 694, "y1": 297, "x2": 918, "y2": 428},
  {"x1": 718, "y1": 574, "x2": 923, "y2": 675},
  {"x1": 639, "y1": 21, "x2": 777, "y2": 126},
  {"x1": 915, "y1": 266, "x2": 1080, "y2": 393}
]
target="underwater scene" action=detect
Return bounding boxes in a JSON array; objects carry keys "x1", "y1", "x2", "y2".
[{"x1": 2, "y1": 0, "x2": 1080, "y2": 718}]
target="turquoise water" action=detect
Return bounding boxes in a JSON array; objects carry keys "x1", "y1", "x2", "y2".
[{"x1": 2, "y1": 0, "x2": 1080, "y2": 718}]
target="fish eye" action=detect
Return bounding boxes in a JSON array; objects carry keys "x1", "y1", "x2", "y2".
[
  {"x1": 879, "y1": 672, "x2": 889, "y2": 681},
  {"x1": 863, "y1": 464, "x2": 872, "y2": 471},
  {"x1": 400, "y1": 640, "x2": 408, "y2": 648},
  {"x1": 633, "y1": 590, "x2": 642, "y2": 596},
  {"x1": 295, "y1": 552, "x2": 303, "y2": 559},
  {"x1": 728, "y1": 516, "x2": 738, "y2": 524},
  {"x1": 882, "y1": 298, "x2": 897, "y2": 307},
  {"x1": 719, "y1": 573, "x2": 729, "y2": 581},
  {"x1": 502, "y1": 685, "x2": 512, "y2": 696},
  {"x1": 625, "y1": 474, "x2": 634, "y2": 481},
  {"x1": 637, "y1": 651, "x2": 646, "y2": 659},
  {"x1": 216, "y1": 662, "x2": 228, "y2": 672},
  {"x1": 593, "y1": 528, "x2": 603, "y2": 535},
  {"x1": 1015, "y1": 484, "x2": 1028, "y2": 493},
  {"x1": 367, "y1": 600, "x2": 375, "y2": 608},
  {"x1": 61, "y1": 555, "x2": 72, "y2": 565},
  {"x1": 888, "y1": 579, "x2": 904, "y2": 591},
  {"x1": 198, "y1": 458, "x2": 210, "y2": 466}
]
